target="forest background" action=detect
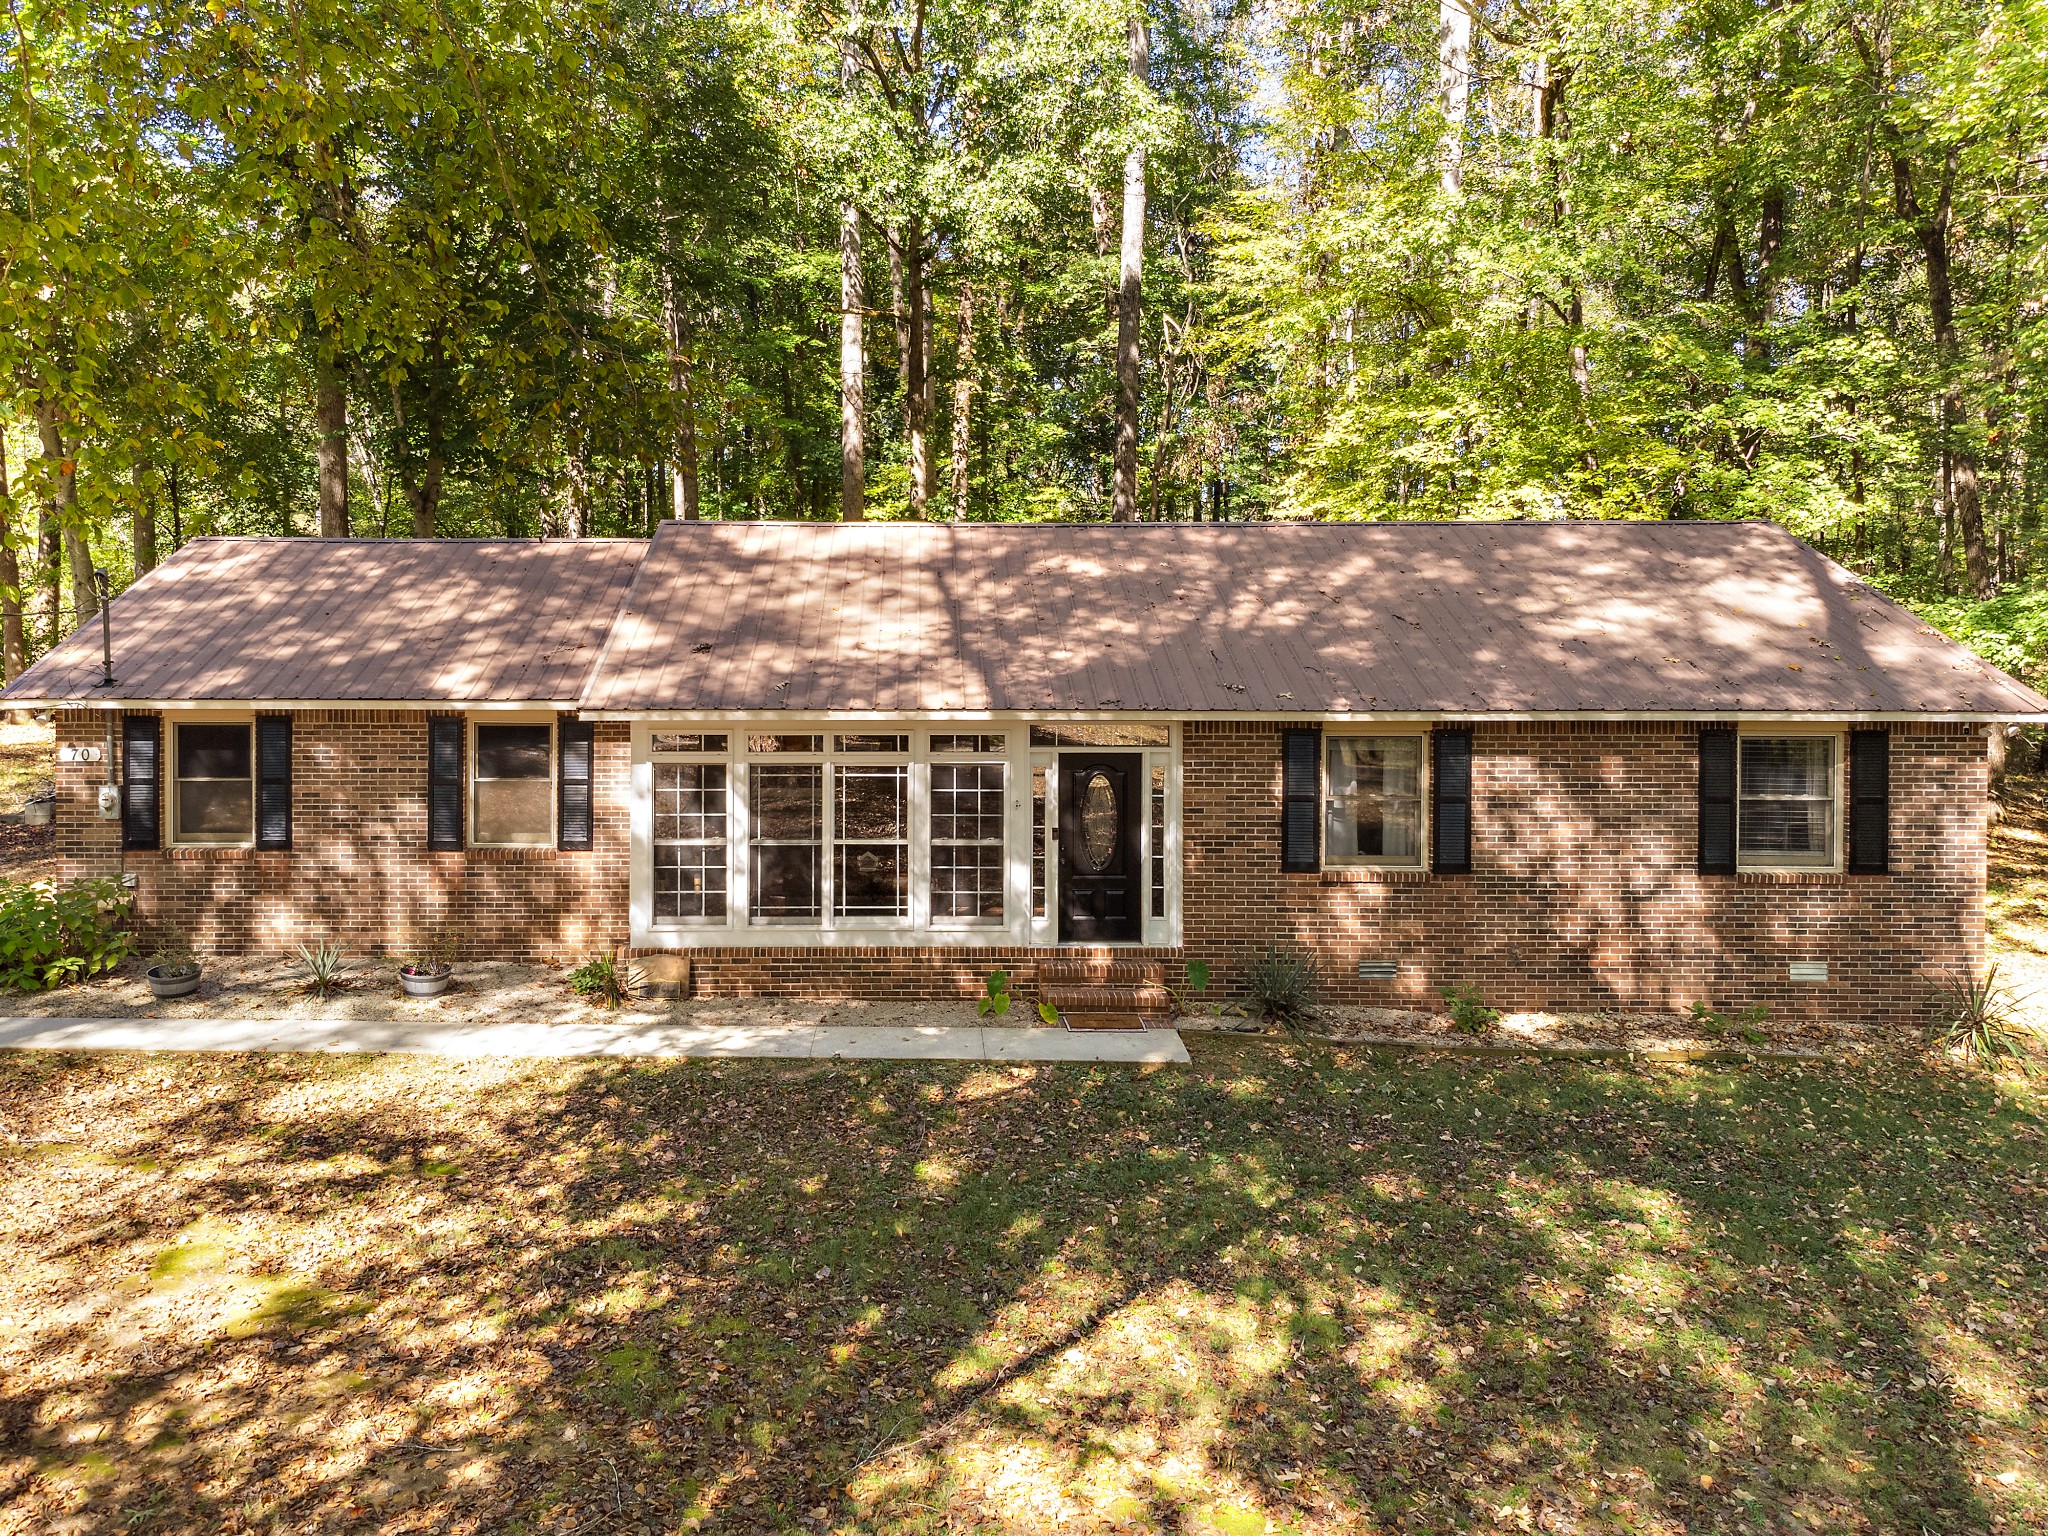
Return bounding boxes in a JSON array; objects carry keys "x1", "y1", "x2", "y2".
[{"x1": 3, "y1": 0, "x2": 2044, "y2": 681}]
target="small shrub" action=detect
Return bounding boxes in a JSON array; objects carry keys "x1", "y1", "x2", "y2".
[
  {"x1": 147, "y1": 927, "x2": 200, "y2": 981},
  {"x1": 293, "y1": 940, "x2": 349, "y2": 999},
  {"x1": 1686, "y1": 1000, "x2": 1731, "y2": 1038},
  {"x1": 1930, "y1": 966, "x2": 2034, "y2": 1064},
  {"x1": 570, "y1": 948, "x2": 639, "y2": 1008},
  {"x1": 1243, "y1": 946, "x2": 1322, "y2": 1023},
  {"x1": 1687, "y1": 1000, "x2": 1770, "y2": 1044},
  {"x1": 0, "y1": 878, "x2": 133, "y2": 992},
  {"x1": 978, "y1": 969, "x2": 1012, "y2": 1018},
  {"x1": 1442, "y1": 984, "x2": 1499, "y2": 1034}
]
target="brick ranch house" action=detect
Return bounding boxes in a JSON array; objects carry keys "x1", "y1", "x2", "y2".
[{"x1": 6, "y1": 518, "x2": 2044, "y2": 1024}]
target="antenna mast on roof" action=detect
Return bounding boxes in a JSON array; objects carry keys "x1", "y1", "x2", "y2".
[{"x1": 93, "y1": 569, "x2": 114, "y2": 687}]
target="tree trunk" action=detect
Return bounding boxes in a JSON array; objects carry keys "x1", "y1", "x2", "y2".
[
  {"x1": 412, "y1": 400, "x2": 445, "y2": 538},
  {"x1": 950, "y1": 283, "x2": 974, "y2": 519},
  {"x1": 839, "y1": 200, "x2": 865, "y2": 521},
  {"x1": 1896, "y1": 144, "x2": 1990, "y2": 597},
  {"x1": 902, "y1": 221, "x2": 929, "y2": 519},
  {"x1": 1112, "y1": 16, "x2": 1148, "y2": 524},
  {"x1": 661, "y1": 267, "x2": 701, "y2": 521},
  {"x1": 0, "y1": 437, "x2": 22, "y2": 683},
  {"x1": 36, "y1": 403, "x2": 93, "y2": 625},
  {"x1": 1438, "y1": 0, "x2": 1472, "y2": 195},
  {"x1": 132, "y1": 460, "x2": 157, "y2": 574},
  {"x1": 315, "y1": 346, "x2": 349, "y2": 537}
]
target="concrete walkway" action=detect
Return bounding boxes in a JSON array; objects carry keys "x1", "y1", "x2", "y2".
[{"x1": 0, "y1": 1015, "x2": 1191, "y2": 1064}]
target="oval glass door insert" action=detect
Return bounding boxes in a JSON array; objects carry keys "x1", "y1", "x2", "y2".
[{"x1": 1081, "y1": 771, "x2": 1118, "y2": 871}]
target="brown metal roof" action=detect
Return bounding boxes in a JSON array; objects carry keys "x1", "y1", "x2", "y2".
[
  {"x1": 3, "y1": 537, "x2": 648, "y2": 705},
  {"x1": 582, "y1": 519, "x2": 2048, "y2": 717}
]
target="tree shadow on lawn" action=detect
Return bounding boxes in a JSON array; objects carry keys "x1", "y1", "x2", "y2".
[{"x1": 2, "y1": 1040, "x2": 2043, "y2": 1534}]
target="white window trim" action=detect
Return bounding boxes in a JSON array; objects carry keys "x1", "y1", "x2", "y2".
[
  {"x1": 628, "y1": 721, "x2": 1183, "y2": 950},
  {"x1": 1322, "y1": 727, "x2": 1429, "y2": 870},
  {"x1": 469, "y1": 715, "x2": 556, "y2": 850},
  {"x1": 168, "y1": 716, "x2": 255, "y2": 848},
  {"x1": 1735, "y1": 726, "x2": 1844, "y2": 873}
]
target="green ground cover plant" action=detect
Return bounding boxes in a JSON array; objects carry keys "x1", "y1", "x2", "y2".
[{"x1": 0, "y1": 877, "x2": 133, "y2": 991}]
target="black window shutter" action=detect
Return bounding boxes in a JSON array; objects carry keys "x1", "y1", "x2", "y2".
[
  {"x1": 558, "y1": 717, "x2": 594, "y2": 850},
  {"x1": 428, "y1": 716, "x2": 464, "y2": 851},
  {"x1": 121, "y1": 714, "x2": 160, "y2": 851},
  {"x1": 1698, "y1": 727, "x2": 1737, "y2": 875},
  {"x1": 1281, "y1": 727, "x2": 1321, "y2": 872},
  {"x1": 255, "y1": 716, "x2": 292, "y2": 850},
  {"x1": 1847, "y1": 729, "x2": 1890, "y2": 874},
  {"x1": 1431, "y1": 727, "x2": 1473, "y2": 873}
]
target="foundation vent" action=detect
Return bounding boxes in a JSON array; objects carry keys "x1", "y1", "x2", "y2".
[
  {"x1": 1356, "y1": 959, "x2": 1398, "y2": 981},
  {"x1": 1788, "y1": 961, "x2": 1829, "y2": 983}
]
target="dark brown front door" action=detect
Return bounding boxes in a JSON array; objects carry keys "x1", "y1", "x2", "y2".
[{"x1": 1058, "y1": 753, "x2": 1143, "y2": 942}]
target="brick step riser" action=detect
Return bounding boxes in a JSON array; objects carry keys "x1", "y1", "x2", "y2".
[
  {"x1": 1037, "y1": 962, "x2": 1166, "y2": 986},
  {"x1": 1039, "y1": 985, "x2": 1173, "y2": 1012}
]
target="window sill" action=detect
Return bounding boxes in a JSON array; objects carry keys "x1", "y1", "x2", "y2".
[
  {"x1": 1736, "y1": 869, "x2": 1847, "y2": 885},
  {"x1": 1317, "y1": 867, "x2": 1429, "y2": 884}
]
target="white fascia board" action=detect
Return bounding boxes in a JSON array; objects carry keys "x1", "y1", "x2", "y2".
[{"x1": 30, "y1": 699, "x2": 577, "y2": 712}]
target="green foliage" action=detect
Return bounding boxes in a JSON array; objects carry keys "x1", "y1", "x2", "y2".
[
  {"x1": 0, "y1": 879, "x2": 135, "y2": 993},
  {"x1": 978, "y1": 970, "x2": 1012, "y2": 1018},
  {"x1": 569, "y1": 949, "x2": 637, "y2": 1009},
  {"x1": 1242, "y1": 947, "x2": 1322, "y2": 1024},
  {"x1": 1036, "y1": 1000, "x2": 1061, "y2": 1026},
  {"x1": 1930, "y1": 966, "x2": 2035, "y2": 1065},
  {"x1": 146, "y1": 928, "x2": 200, "y2": 981},
  {"x1": 292, "y1": 941, "x2": 350, "y2": 999},
  {"x1": 1441, "y1": 985, "x2": 1499, "y2": 1036},
  {"x1": 1185, "y1": 959, "x2": 1210, "y2": 993}
]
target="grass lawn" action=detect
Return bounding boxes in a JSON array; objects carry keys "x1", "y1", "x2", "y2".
[{"x1": 4, "y1": 1039, "x2": 2046, "y2": 1535}]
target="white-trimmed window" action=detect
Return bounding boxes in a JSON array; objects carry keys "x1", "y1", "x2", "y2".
[
  {"x1": 472, "y1": 722, "x2": 554, "y2": 846},
  {"x1": 1738, "y1": 734, "x2": 1838, "y2": 868},
  {"x1": 1324, "y1": 734, "x2": 1425, "y2": 866},
  {"x1": 654, "y1": 762, "x2": 728, "y2": 921},
  {"x1": 930, "y1": 758, "x2": 1006, "y2": 925},
  {"x1": 749, "y1": 762, "x2": 824, "y2": 921},
  {"x1": 835, "y1": 760, "x2": 910, "y2": 918},
  {"x1": 173, "y1": 722, "x2": 252, "y2": 844}
]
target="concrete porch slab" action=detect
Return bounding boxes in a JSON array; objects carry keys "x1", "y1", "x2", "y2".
[{"x1": 0, "y1": 1015, "x2": 1191, "y2": 1064}]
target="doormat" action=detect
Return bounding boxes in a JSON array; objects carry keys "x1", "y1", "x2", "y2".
[{"x1": 1062, "y1": 1011, "x2": 1149, "y2": 1033}]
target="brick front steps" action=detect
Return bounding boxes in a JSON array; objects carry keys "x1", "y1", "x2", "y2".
[{"x1": 1037, "y1": 960, "x2": 1173, "y2": 1031}]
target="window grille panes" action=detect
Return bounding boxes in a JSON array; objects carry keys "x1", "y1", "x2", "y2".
[
  {"x1": 834, "y1": 764, "x2": 908, "y2": 917},
  {"x1": 1324, "y1": 736, "x2": 1423, "y2": 864},
  {"x1": 931, "y1": 762, "x2": 1005, "y2": 923},
  {"x1": 175, "y1": 723, "x2": 252, "y2": 842},
  {"x1": 652, "y1": 732, "x2": 727, "y2": 754},
  {"x1": 834, "y1": 733, "x2": 909, "y2": 754},
  {"x1": 930, "y1": 733, "x2": 1006, "y2": 754},
  {"x1": 747, "y1": 734, "x2": 824, "y2": 754},
  {"x1": 473, "y1": 724, "x2": 553, "y2": 845},
  {"x1": 1739, "y1": 737, "x2": 1835, "y2": 866},
  {"x1": 654, "y1": 764, "x2": 728, "y2": 920},
  {"x1": 1031, "y1": 766, "x2": 1048, "y2": 919},
  {"x1": 750, "y1": 764, "x2": 822, "y2": 919},
  {"x1": 1150, "y1": 763, "x2": 1166, "y2": 918},
  {"x1": 1028, "y1": 724, "x2": 1169, "y2": 747}
]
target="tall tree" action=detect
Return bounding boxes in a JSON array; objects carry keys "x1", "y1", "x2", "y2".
[{"x1": 1112, "y1": 13, "x2": 1149, "y2": 522}]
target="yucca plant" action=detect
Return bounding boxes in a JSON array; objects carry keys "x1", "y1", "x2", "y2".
[
  {"x1": 1930, "y1": 965, "x2": 2035, "y2": 1066},
  {"x1": 569, "y1": 948, "x2": 639, "y2": 1009},
  {"x1": 1243, "y1": 946, "x2": 1323, "y2": 1025},
  {"x1": 293, "y1": 940, "x2": 349, "y2": 999}
]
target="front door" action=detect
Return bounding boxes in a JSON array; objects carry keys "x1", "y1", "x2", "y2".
[{"x1": 1058, "y1": 753, "x2": 1143, "y2": 942}]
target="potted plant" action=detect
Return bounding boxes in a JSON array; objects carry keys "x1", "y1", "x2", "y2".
[
  {"x1": 145, "y1": 930, "x2": 203, "y2": 1000},
  {"x1": 397, "y1": 928, "x2": 455, "y2": 998}
]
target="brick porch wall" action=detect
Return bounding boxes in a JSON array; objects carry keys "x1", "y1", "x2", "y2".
[{"x1": 53, "y1": 712, "x2": 1988, "y2": 1022}]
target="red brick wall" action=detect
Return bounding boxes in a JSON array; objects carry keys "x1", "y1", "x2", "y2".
[
  {"x1": 55, "y1": 711, "x2": 631, "y2": 963},
  {"x1": 53, "y1": 712, "x2": 1989, "y2": 1022},
  {"x1": 1181, "y1": 719, "x2": 1987, "y2": 1025}
]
